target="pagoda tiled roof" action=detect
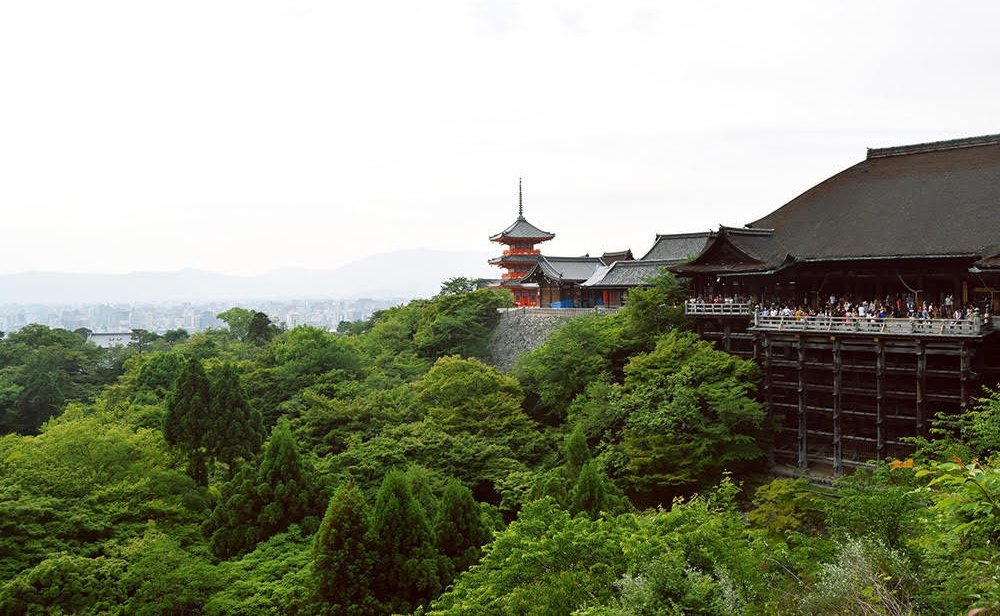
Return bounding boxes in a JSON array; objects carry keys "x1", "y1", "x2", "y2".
[
  {"x1": 490, "y1": 215, "x2": 555, "y2": 242},
  {"x1": 488, "y1": 253, "x2": 540, "y2": 265},
  {"x1": 675, "y1": 134, "x2": 1000, "y2": 275}
]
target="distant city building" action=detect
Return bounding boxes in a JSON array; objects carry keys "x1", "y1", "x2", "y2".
[
  {"x1": 0, "y1": 298, "x2": 399, "y2": 338},
  {"x1": 87, "y1": 332, "x2": 134, "y2": 348}
]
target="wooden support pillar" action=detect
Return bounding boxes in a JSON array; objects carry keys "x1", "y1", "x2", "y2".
[
  {"x1": 960, "y1": 341, "x2": 971, "y2": 409},
  {"x1": 915, "y1": 341, "x2": 926, "y2": 436},
  {"x1": 723, "y1": 321, "x2": 732, "y2": 353},
  {"x1": 876, "y1": 339, "x2": 886, "y2": 460},
  {"x1": 759, "y1": 333, "x2": 774, "y2": 466},
  {"x1": 832, "y1": 337, "x2": 843, "y2": 474},
  {"x1": 762, "y1": 335, "x2": 773, "y2": 411},
  {"x1": 797, "y1": 335, "x2": 807, "y2": 469}
]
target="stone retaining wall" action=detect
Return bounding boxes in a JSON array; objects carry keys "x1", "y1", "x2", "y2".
[{"x1": 486, "y1": 309, "x2": 580, "y2": 371}]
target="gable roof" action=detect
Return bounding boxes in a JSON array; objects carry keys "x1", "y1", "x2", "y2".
[
  {"x1": 640, "y1": 232, "x2": 714, "y2": 261},
  {"x1": 581, "y1": 259, "x2": 675, "y2": 288},
  {"x1": 601, "y1": 249, "x2": 634, "y2": 263},
  {"x1": 673, "y1": 227, "x2": 789, "y2": 274},
  {"x1": 490, "y1": 215, "x2": 555, "y2": 242},
  {"x1": 521, "y1": 255, "x2": 606, "y2": 284}
]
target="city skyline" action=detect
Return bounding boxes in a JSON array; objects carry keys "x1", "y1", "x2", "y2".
[
  {"x1": 3, "y1": 1, "x2": 1000, "y2": 275},
  {"x1": 0, "y1": 297, "x2": 404, "y2": 335}
]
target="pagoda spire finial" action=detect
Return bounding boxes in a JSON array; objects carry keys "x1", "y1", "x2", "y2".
[{"x1": 518, "y1": 177, "x2": 523, "y2": 217}]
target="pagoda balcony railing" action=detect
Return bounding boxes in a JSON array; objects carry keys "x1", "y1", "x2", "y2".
[
  {"x1": 685, "y1": 301, "x2": 753, "y2": 316},
  {"x1": 501, "y1": 271, "x2": 530, "y2": 280},
  {"x1": 751, "y1": 313, "x2": 987, "y2": 337},
  {"x1": 501, "y1": 248, "x2": 540, "y2": 256}
]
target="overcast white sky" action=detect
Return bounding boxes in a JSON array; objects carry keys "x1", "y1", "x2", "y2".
[{"x1": 2, "y1": 1, "x2": 999, "y2": 275}]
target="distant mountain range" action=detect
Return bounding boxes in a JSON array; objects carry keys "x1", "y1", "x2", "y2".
[{"x1": 0, "y1": 249, "x2": 496, "y2": 304}]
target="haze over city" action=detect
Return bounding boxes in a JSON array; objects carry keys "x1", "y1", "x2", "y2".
[{"x1": 3, "y1": 1, "x2": 1000, "y2": 279}]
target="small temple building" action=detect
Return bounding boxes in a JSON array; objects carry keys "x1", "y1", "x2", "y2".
[
  {"x1": 581, "y1": 232, "x2": 714, "y2": 307},
  {"x1": 521, "y1": 255, "x2": 607, "y2": 307},
  {"x1": 488, "y1": 180, "x2": 555, "y2": 307}
]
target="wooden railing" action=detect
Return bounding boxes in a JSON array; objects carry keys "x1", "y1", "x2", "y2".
[
  {"x1": 501, "y1": 248, "x2": 540, "y2": 257},
  {"x1": 498, "y1": 307, "x2": 619, "y2": 315},
  {"x1": 751, "y1": 313, "x2": 986, "y2": 336},
  {"x1": 684, "y1": 302, "x2": 753, "y2": 316}
]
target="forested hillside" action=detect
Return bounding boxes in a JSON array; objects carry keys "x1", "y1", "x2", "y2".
[{"x1": 1, "y1": 276, "x2": 998, "y2": 614}]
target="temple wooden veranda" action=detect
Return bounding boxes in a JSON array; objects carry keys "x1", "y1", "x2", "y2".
[{"x1": 673, "y1": 135, "x2": 1000, "y2": 473}]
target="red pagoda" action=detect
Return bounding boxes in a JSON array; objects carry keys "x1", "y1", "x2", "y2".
[{"x1": 489, "y1": 179, "x2": 555, "y2": 307}]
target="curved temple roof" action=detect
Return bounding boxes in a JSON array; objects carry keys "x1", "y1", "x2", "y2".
[
  {"x1": 640, "y1": 232, "x2": 714, "y2": 261},
  {"x1": 521, "y1": 255, "x2": 606, "y2": 283},
  {"x1": 490, "y1": 215, "x2": 555, "y2": 242},
  {"x1": 676, "y1": 134, "x2": 1000, "y2": 275},
  {"x1": 581, "y1": 259, "x2": 676, "y2": 288}
]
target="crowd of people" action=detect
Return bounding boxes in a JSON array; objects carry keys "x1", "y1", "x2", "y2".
[{"x1": 693, "y1": 292, "x2": 989, "y2": 321}]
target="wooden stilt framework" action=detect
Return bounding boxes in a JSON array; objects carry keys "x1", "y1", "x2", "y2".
[{"x1": 690, "y1": 310, "x2": 997, "y2": 473}]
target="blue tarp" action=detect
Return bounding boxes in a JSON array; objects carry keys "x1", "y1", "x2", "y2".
[{"x1": 549, "y1": 299, "x2": 574, "y2": 308}]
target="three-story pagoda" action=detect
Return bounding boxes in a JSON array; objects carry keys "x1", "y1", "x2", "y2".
[{"x1": 489, "y1": 179, "x2": 555, "y2": 307}]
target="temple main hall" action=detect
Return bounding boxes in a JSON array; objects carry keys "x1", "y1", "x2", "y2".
[{"x1": 675, "y1": 134, "x2": 1000, "y2": 473}]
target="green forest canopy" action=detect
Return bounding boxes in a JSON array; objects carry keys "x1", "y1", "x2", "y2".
[{"x1": 0, "y1": 277, "x2": 998, "y2": 614}]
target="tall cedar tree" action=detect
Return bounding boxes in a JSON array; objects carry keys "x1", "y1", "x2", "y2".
[
  {"x1": 209, "y1": 362, "x2": 263, "y2": 477},
  {"x1": 570, "y1": 459, "x2": 609, "y2": 520},
  {"x1": 563, "y1": 425, "x2": 592, "y2": 481},
  {"x1": 370, "y1": 469, "x2": 442, "y2": 612},
  {"x1": 312, "y1": 483, "x2": 377, "y2": 614},
  {"x1": 205, "y1": 420, "x2": 325, "y2": 558},
  {"x1": 164, "y1": 356, "x2": 212, "y2": 485},
  {"x1": 434, "y1": 479, "x2": 491, "y2": 578}
]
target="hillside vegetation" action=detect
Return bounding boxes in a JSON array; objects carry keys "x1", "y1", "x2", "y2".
[{"x1": 0, "y1": 275, "x2": 998, "y2": 615}]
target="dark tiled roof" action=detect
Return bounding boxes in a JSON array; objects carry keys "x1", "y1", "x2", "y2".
[
  {"x1": 748, "y1": 135, "x2": 1000, "y2": 261},
  {"x1": 601, "y1": 249, "x2": 633, "y2": 263},
  {"x1": 640, "y1": 232, "x2": 714, "y2": 261},
  {"x1": 490, "y1": 215, "x2": 555, "y2": 242},
  {"x1": 489, "y1": 254, "x2": 541, "y2": 265},
  {"x1": 972, "y1": 252, "x2": 1000, "y2": 272},
  {"x1": 522, "y1": 256, "x2": 606, "y2": 283},
  {"x1": 581, "y1": 259, "x2": 674, "y2": 288},
  {"x1": 672, "y1": 227, "x2": 789, "y2": 274},
  {"x1": 677, "y1": 135, "x2": 1000, "y2": 274},
  {"x1": 866, "y1": 134, "x2": 1000, "y2": 159}
]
